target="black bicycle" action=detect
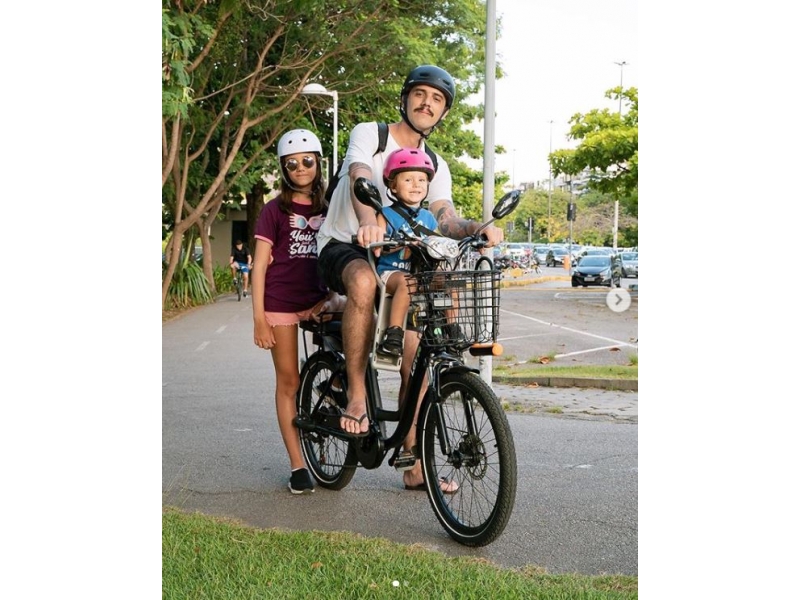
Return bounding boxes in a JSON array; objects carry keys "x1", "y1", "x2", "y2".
[
  {"x1": 294, "y1": 178, "x2": 520, "y2": 546},
  {"x1": 234, "y1": 268, "x2": 244, "y2": 301}
]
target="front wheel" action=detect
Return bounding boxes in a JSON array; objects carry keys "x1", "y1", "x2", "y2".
[
  {"x1": 419, "y1": 371, "x2": 517, "y2": 547},
  {"x1": 297, "y1": 352, "x2": 357, "y2": 489},
  {"x1": 236, "y1": 274, "x2": 243, "y2": 301}
]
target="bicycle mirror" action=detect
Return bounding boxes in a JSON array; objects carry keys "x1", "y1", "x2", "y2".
[{"x1": 353, "y1": 177, "x2": 384, "y2": 214}]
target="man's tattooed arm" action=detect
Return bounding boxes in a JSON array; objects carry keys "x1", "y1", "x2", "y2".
[{"x1": 432, "y1": 200, "x2": 479, "y2": 239}]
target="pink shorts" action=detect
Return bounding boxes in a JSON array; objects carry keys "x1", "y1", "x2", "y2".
[{"x1": 263, "y1": 298, "x2": 329, "y2": 327}]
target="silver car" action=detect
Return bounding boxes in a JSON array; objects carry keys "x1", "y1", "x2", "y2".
[{"x1": 620, "y1": 252, "x2": 638, "y2": 278}]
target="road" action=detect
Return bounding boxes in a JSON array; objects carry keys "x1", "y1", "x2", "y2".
[{"x1": 162, "y1": 278, "x2": 637, "y2": 575}]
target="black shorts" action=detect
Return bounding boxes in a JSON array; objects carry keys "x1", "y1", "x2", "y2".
[
  {"x1": 317, "y1": 239, "x2": 367, "y2": 295},
  {"x1": 317, "y1": 239, "x2": 419, "y2": 331}
]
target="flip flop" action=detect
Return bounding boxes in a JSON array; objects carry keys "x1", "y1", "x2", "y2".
[
  {"x1": 404, "y1": 477, "x2": 459, "y2": 495},
  {"x1": 339, "y1": 411, "x2": 369, "y2": 438}
]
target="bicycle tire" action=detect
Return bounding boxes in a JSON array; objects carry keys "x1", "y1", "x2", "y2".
[
  {"x1": 297, "y1": 352, "x2": 357, "y2": 490},
  {"x1": 236, "y1": 273, "x2": 242, "y2": 301},
  {"x1": 419, "y1": 371, "x2": 517, "y2": 546}
]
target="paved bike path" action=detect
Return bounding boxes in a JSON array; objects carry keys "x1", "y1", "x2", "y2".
[{"x1": 162, "y1": 293, "x2": 637, "y2": 575}]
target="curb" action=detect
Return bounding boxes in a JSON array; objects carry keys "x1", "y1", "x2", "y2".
[
  {"x1": 493, "y1": 376, "x2": 638, "y2": 392},
  {"x1": 499, "y1": 274, "x2": 570, "y2": 288}
]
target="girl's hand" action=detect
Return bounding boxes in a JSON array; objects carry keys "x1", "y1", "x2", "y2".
[{"x1": 254, "y1": 320, "x2": 275, "y2": 349}]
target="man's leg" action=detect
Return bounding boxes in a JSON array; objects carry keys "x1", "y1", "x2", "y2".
[
  {"x1": 338, "y1": 259, "x2": 375, "y2": 435},
  {"x1": 399, "y1": 331, "x2": 458, "y2": 493}
]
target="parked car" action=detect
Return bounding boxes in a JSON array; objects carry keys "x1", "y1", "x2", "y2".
[
  {"x1": 620, "y1": 252, "x2": 638, "y2": 278},
  {"x1": 546, "y1": 247, "x2": 570, "y2": 267},
  {"x1": 532, "y1": 245, "x2": 550, "y2": 266},
  {"x1": 571, "y1": 255, "x2": 622, "y2": 288}
]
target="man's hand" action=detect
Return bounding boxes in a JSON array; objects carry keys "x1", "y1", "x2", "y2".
[
  {"x1": 480, "y1": 224, "x2": 504, "y2": 247},
  {"x1": 356, "y1": 214, "x2": 387, "y2": 256}
]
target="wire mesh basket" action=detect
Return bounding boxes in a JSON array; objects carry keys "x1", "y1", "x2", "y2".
[{"x1": 405, "y1": 269, "x2": 501, "y2": 349}]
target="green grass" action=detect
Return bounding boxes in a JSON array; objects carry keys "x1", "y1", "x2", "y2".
[
  {"x1": 494, "y1": 364, "x2": 638, "y2": 381},
  {"x1": 163, "y1": 509, "x2": 637, "y2": 599}
]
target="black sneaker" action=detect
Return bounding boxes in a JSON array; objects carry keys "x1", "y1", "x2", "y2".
[
  {"x1": 377, "y1": 326, "x2": 404, "y2": 357},
  {"x1": 288, "y1": 468, "x2": 315, "y2": 495}
]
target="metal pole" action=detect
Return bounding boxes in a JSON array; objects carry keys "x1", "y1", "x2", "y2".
[
  {"x1": 612, "y1": 62, "x2": 626, "y2": 251},
  {"x1": 511, "y1": 148, "x2": 516, "y2": 188},
  {"x1": 547, "y1": 120, "x2": 553, "y2": 243},
  {"x1": 301, "y1": 84, "x2": 338, "y2": 181},
  {"x1": 479, "y1": 0, "x2": 497, "y2": 385},
  {"x1": 331, "y1": 91, "x2": 338, "y2": 178}
]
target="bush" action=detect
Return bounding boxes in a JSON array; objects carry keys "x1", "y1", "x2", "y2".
[{"x1": 163, "y1": 260, "x2": 213, "y2": 309}]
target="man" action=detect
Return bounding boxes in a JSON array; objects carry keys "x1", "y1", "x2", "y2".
[
  {"x1": 316, "y1": 65, "x2": 504, "y2": 491},
  {"x1": 229, "y1": 239, "x2": 252, "y2": 296}
]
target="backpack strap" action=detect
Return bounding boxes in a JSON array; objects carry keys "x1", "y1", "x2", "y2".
[
  {"x1": 324, "y1": 122, "x2": 439, "y2": 204},
  {"x1": 376, "y1": 122, "x2": 389, "y2": 155},
  {"x1": 378, "y1": 121, "x2": 438, "y2": 171}
]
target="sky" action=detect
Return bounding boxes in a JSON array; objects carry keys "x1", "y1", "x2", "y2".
[{"x1": 469, "y1": 0, "x2": 638, "y2": 185}]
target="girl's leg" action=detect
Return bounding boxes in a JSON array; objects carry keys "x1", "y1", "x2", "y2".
[{"x1": 269, "y1": 324, "x2": 305, "y2": 470}]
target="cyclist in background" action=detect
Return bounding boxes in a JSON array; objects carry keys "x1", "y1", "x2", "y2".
[{"x1": 230, "y1": 239, "x2": 252, "y2": 297}]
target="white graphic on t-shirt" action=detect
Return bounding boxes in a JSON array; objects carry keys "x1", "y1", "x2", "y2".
[{"x1": 288, "y1": 213, "x2": 318, "y2": 258}]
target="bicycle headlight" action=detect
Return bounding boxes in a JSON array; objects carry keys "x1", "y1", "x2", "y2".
[{"x1": 423, "y1": 236, "x2": 460, "y2": 261}]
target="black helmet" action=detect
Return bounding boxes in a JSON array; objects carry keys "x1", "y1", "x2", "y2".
[{"x1": 401, "y1": 65, "x2": 455, "y2": 108}]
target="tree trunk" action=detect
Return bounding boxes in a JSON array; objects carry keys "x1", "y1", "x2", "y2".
[{"x1": 246, "y1": 180, "x2": 266, "y2": 251}]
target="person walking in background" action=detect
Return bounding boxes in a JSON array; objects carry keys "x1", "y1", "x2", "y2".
[
  {"x1": 315, "y1": 65, "x2": 504, "y2": 493},
  {"x1": 229, "y1": 240, "x2": 252, "y2": 296},
  {"x1": 251, "y1": 128, "x2": 344, "y2": 495}
]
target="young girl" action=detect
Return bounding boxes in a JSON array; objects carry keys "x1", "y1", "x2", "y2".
[
  {"x1": 375, "y1": 148, "x2": 439, "y2": 357},
  {"x1": 251, "y1": 129, "x2": 344, "y2": 495}
]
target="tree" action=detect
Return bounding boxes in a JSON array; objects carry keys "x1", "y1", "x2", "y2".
[
  {"x1": 549, "y1": 87, "x2": 638, "y2": 221},
  {"x1": 162, "y1": 0, "x2": 495, "y2": 307}
]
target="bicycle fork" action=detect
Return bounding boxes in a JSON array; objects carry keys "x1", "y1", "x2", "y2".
[{"x1": 427, "y1": 358, "x2": 482, "y2": 458}]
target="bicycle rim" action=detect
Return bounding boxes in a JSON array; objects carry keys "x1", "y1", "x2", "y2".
[
  {"x1": 420, "y1": 371, "x2": 517, "y2": 546},
  {"x1": 297, "y1": 352, "x2": 356, "y2": 490}
]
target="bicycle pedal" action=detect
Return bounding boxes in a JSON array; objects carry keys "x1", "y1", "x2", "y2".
[{"x1": 393, "y1": 454, "x2": 417, "y2": 471}]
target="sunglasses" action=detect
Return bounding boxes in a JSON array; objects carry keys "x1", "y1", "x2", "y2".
[{"x1": 284, "y1": 156, "x2": 316, "y2": 172}]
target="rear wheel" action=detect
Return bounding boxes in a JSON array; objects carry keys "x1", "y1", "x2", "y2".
[
  {"x1": 297, "y1": 352, "x2": 356, "y2": 489},
  {"x1": 419, "y1": 371, "x2": 517, "y2": 547}
]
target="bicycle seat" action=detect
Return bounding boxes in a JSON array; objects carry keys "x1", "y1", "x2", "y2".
[{"x1": 299, "y1": 315, "x2": 343, "y2": 335}]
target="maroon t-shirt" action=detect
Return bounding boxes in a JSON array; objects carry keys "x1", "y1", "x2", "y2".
[{"x1": 254, "y1": 197, "x2": 328, "y2": 312}]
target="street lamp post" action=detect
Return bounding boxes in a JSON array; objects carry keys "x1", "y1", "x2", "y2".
[
  {"x1": 614, "y1": 61, "x2": 628, "y2": 114},
  {"x1": 511, "y1": 148, "x2": 516, "y2": 189},
  {"x1": 611, "y1": 62, "x2": 627, "y2": 251},
  {"x1": 301, "y1": 83, "x2": 339, "y2": 178},
  {"x1": 547, "y1": 120, "x2": 553, "y2": 243}
]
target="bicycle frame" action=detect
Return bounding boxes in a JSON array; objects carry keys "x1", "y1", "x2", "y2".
[{"x1": 295, "y1": 179, "x2": 520, "y2": 546}]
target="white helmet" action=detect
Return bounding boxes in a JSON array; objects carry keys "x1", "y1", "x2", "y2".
[{"x1": 277, "y1": 129, "x2": 322, "y2": 158}]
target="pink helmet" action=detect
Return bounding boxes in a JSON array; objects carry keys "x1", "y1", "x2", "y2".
[{"x1": 383, "y1": 148, "x2": 435, "y2": 187}]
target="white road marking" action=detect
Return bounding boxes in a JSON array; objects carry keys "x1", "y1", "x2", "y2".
[
  {"x1": 216, "y1": 325, "x2": 227, "y2": 333},
  {"x1": 499, "y1": 308, "x2": 637, "y2": 349},
  {"x1": 196, "y1": 341, "x2": 210, "y2": 351}
]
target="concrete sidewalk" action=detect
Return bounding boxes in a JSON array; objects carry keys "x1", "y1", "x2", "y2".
[{"x1": 377, "y1": 370, "x2": 638, "y2": 425}]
